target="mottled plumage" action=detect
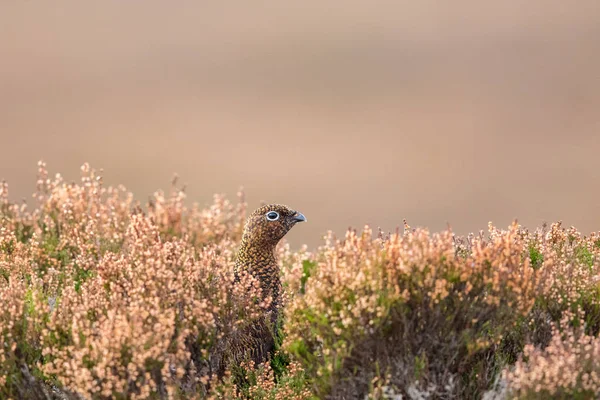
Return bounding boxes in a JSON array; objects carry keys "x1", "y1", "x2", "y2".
[
  {"x1": 235, "y1": 204, "x2": 306, "y2": 313},
  {"x1": 214, "y1": 204, "x2": 306, "y2": 376}
]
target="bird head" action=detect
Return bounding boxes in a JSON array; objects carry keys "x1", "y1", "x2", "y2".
[{"x1": 241, "y1": 204, "x2": 306, "y2": 248}]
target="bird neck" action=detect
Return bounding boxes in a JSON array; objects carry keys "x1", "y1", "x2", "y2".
[{"x1": 235, "y1": 237, "x2": 281, "y2": 302}]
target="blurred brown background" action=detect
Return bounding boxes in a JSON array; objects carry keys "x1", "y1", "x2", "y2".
[{"x1": 1, "y1": 1, "x2": 599, "y2": 248}]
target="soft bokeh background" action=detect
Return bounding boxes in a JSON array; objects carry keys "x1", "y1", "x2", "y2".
[{"x1": 1, "y1": 1, "x2": 599, "y2": 248}]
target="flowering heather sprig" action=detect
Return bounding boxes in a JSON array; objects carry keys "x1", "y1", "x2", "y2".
[{"x1": 148, "y1": 178, "x2": 246, "y2": 246}]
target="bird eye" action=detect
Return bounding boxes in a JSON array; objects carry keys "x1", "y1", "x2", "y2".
[{"x1": 266, "y1": 211, "x2": 279, "y2": 221}]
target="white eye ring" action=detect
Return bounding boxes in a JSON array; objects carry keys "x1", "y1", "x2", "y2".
[{"x1": 266, "y1": 211, "x2": 280, "y2": 221}]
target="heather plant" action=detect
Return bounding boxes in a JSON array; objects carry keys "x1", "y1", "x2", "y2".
[
  {"x1": 504, "y1": 314, "x2": 600, "y2": 399},
  {"x1": 284, "y1": 222, "x2": 540, "y2": 398},
  {"x1": 0, "y1": 163, "x2": 300, "y2": 399},
  {"x1": 499, "y1": 223, "x2": 600, "y2": 400},
  {"x1": 528, "y1": 222, "x2": 600, "y2": 335},
  {"x1": 1, "y1": 162, "x2": 599, "y2": 399},
  {"x1": 281, "y1": 220, "x2": 600, "y2": 399}
]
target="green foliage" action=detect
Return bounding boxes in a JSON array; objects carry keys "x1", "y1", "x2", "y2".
[
  {"x1": 528, "y1": 245, "x2": 544, "y2": 269},
  {"x1": 270, "y1": 316, "x2": 289, "y2": 382},
  {"x1": 300, "y1": 260, "x2": 316, "y2": 295},
  {"x1": 575, "y1": 245, "x2": 594, "y2": 269},
  {"x1": 0, "y1": 238, "x2": 15, "y2": 255},
  {"x1": 413, "y1": 353, "x2": 427, "y2": 381},
  {"x1": 15, "y1": 223, "x2": 34, "y2": 244}
]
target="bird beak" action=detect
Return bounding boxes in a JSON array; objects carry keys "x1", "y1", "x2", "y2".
[{"x1": 292, "y1": 212, "x2": 307, "y2": 223}]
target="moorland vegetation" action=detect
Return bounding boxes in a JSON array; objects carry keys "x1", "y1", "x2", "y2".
[{"x1": 1, "y1": 163, "x2": 599, "y2": 399}]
